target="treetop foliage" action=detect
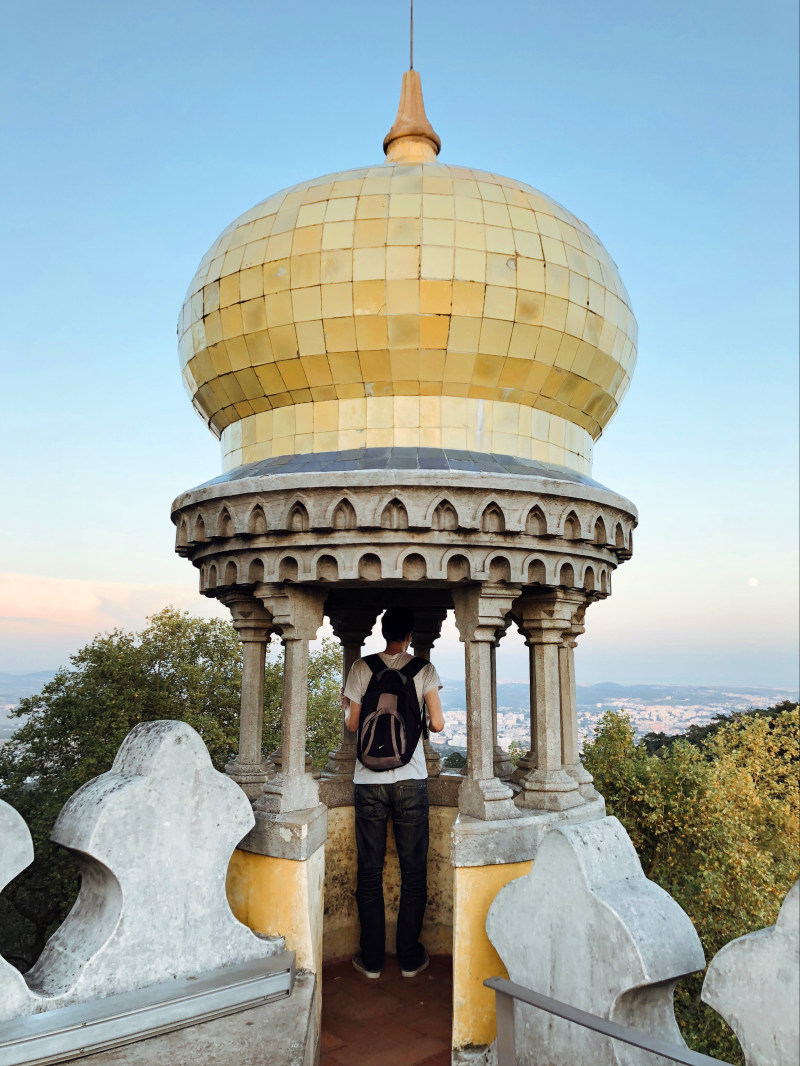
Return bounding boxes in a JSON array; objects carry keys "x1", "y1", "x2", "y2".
[
  {"x1": 0, "y1": 607, "x2": 343, "y2": 969},
  {"x1": 583, "y1": 703, "x2": 799, "y2": 1064}
]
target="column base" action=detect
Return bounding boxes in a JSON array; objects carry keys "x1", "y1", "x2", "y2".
[
  {"x1": 323, "y1": 749, "x2": 357, "y2": 777},
  {"x1": 256, "y1": 772, "x2": 320, "y2": 815},
  {"x1": 225, "y1": 758, "x2": 274, "y2": 801},
  {"x1": 493, "y1": 744, "x2": 514, "y2": 780},
  {"x1": 458, "y1": 777, "x2": 520, "y2": 820},
  {"x1": 567, "y1": 760, "x2": 597, "y2": 800},
  {"x1": 515, "y1": 768, "x2": 584, "y2": 811},
  {"x1": 510, "y1": 751, "x2": 533, "y2": 785},
  {"x1": 424, "y1": 738, "x2": 442, "y2": 777}
]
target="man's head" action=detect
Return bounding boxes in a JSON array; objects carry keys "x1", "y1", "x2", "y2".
[{"x1": 381, "y1": 606, "x2": 415, "y2": 644}]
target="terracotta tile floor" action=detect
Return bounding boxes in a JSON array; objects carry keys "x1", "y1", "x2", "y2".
[{"x1": 320, "y1": 955, "x2": 453, "y2": 1066}]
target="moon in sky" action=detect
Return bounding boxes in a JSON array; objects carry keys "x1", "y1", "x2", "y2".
[{"x1": 748, "y1": 578, "x2": 759, "y2": 587}]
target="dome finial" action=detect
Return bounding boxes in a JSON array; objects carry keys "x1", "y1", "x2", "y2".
[{"x1": 383, "y1": 69, "x2": 441, "y2": 164}]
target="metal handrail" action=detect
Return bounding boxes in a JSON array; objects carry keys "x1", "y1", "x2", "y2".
[{"x1": 484, "y1": 976, "x2": 733, "y2": 1066}]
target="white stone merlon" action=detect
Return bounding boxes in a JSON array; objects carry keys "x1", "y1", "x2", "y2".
[
  {"x1": 21, "y1": 720, "x2": 283, "y2": 1013},
  {"x1": 702, "y1": 880, "x2": 800, "y2": 1066},
  {"x1": 0, "y1": 801, "x2": 37, "y2": 1022},
  {"x1": 485, "y1": 815, "x2": 705, "y2": 1066}
]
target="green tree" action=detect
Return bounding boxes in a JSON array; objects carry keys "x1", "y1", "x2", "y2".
[
  {"x1": 507, "y1": 739, "x2": 526, "y2": 769},
  {"x1": 583, "y1": 705, "x2": 799, "y2": 1064},
  {"x1": 443, "y1": 750, "x2": 466, "y2": 769},
  {"x1": 0, "y1": 608, "x2": 342, "y2": 970}
]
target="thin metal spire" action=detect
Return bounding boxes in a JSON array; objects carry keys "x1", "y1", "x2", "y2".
[{"x1": 410, "y1": 0, "x2": 414, "y2": 70}]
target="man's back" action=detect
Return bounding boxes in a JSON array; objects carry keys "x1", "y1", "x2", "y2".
[{"x1": 344, "y1": 651, "x2": 441, "y2": 785}]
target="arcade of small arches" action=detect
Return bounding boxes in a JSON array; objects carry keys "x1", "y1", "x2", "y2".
[{"x1": 170, "y1": 473, "x2": 637, "y2": 827}]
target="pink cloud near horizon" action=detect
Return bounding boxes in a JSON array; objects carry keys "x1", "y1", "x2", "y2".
[{"x1": 0, "y1": 573, "x2": 229, "y2": 672}]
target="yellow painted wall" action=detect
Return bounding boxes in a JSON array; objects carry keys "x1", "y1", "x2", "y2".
[
  {"x1": 226, "y1": 846, "x2": 325, "y2": 973},
  {"x1": 323, "y1": 805, "x2": 457, "y2": 961},
  {"x1": 452, "y1": 860, "x2": 532, "y2": 1049}
]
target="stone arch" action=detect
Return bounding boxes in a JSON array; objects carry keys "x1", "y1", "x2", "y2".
[
  {"x1": 193, "y1": 513, "x2": 206, "y2": 542},
  {"x1": 279, "y1": 556, "x2": 298, "y2": 582},
  {"x1": 446, "y1": 553, "x2": 471, "y2": 582},
  {"x1": 600, "y1": 570, "x2": 609, "y2": 593},
  {"x1": 177, "y1": 518, "x2": 188, "y2": 548},
  {"x1": 288, "y1": 501, "x2": 310, "y2": 532},
  {"x1": 489, "y1": 555, "x2": 511, "y2": 583},
  {"x1": 628, "y1": 530, "x2": 634, "y2": 553},
  {"x1": 248, "y1": 505, "x2": 268, "y2": 535},
  {"x1": 614, "y1": 522, "x2": 625, "y2": 548},
  {"x1": 381, "y1": 498, "x2": 409, "y2": 530},
  {"x1": 224, "y1": 560, "x2": 238, "y2": 586},
  {"x1": 316, "y1": 554, "x2": 339, "y2": 581},
  {"x1": 217, "y1": 508, "x2": 234, "y2": 538},
  {"x1": 332, "y1": 498, "x2": 357, "y2": 531},
  {"x1": 358, "y1": 553, "x2": 382, "y2": 580},
  {"x1": 525, "y1": 505, "x2": 547, "y2": 536},
  {"x1": 593, "y1": 516, "x2": 607, "y2": 545},
  {"x1": 431, "y1": 499, "x2": 458, "y2": 531},
  {"x1": 563, "y1": 511, "x2": 581, "y2": 541},
  {"x1": 199, "y1": 564, "x2": 208, "y2": 590},
  {"x1": 583, "y1": 565, "x2": 596, "y2": 592},
  {"x1": 207, "y1": 563, "x2": 217, "y2": 589},
  {"x1": 481, "y1": 502, "x2": 506, "y2": 533},
  {"x1": 559, "y1": 561, "x2": 575, "y2": 587},
  {"x1": 527, "y1": 558, "x2": 546, "y2": 585},
  {"x1": 248, "y1": 559, "x2": 265, "y2": 584},
  {"x1": 402, "y1": 552, "x2": 427, "y2": 581}
]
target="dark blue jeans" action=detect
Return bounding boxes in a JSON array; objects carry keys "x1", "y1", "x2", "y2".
[{"x1": 354, "y1": 778, "x2": 429, "y2": 972}]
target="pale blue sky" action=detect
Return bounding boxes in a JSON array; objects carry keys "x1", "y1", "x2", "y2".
[{"x1": 1, "y1": 0, "x2": 797, "y2": 687}]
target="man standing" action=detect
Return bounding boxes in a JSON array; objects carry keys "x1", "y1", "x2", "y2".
[{"x1": 343, "y1": 606, "x2": 444, "y2": 979}]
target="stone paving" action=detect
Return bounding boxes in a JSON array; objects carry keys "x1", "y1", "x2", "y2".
[{"x1": 320, "y1": 955, "x2": 453, "y2": 1066}]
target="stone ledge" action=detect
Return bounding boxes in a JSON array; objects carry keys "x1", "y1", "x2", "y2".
[
  {"x1": 65, "y1": 971, "x2": 317, "y2": 1066},
  {"x1": 239, "y1": 804, "x2": 328, "y2": 861},
  {"x1": 450, "y1": 797, "x2": 605, "y2": 868},
  {"x1": 318, "y1": 770, "x2": 462, "y2": 809}
]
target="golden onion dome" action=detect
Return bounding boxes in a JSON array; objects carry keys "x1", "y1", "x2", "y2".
[{"x1": 179, "y1": 72, "x2": 637, "y2": 476}]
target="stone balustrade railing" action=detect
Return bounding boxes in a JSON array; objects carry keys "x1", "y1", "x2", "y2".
[{"x1": 0, "y1": 723, "x2": 797, "y2": 1066}]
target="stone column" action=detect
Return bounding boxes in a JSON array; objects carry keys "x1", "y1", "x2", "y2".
[
  {"x1": 324, "y1": 606, "x2": 380, "y2": 776},
  {"x1": 513, "y1": 591, "x2": 582, "y2": 811},
  {"x1": 491, "y1": 629, "x2": 514, "y2": 780},
  {"x1": 509, "y1": 633, "x2": 535, "y2": 785},
  {"x1": 254, "y1": 585, "x2": 326, "y2": 815},
  {"x1": 411, "y1": 606, "x2": 449, "y2": 777},
  {"x1": 452, "y1": 584, "x2": 521, "y2": 820},
  {"x1": 218, "y1": 592, "x2": 274, "y2": 800},
  {"x1": 559, "y1": 593, "x2": 596, "y2": 799}
]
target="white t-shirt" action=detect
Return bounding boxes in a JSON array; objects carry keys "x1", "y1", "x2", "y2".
[{"x1": 344, "y1": 652, "x2": 442, "y2": 785}]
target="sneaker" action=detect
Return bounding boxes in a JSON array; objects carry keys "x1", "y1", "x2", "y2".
[
  {"x1": 352, "y1": 952, "x2": 381, "y2": 979},
  {"x1": 401, "y1": 950, "x2": 430, "y2": 978}
]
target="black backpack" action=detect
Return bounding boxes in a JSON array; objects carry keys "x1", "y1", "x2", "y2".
[{"x1": 356, "y1": 655, "x2": 428, "y2": 772}]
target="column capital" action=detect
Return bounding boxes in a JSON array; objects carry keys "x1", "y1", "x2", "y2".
[
  {"x1": 452, "y1": 583, "x2": 521, "y2": 644},
  {"x1": 255, "y1": 584, "x2": 326, "y2": 642},
  {"x1": 217, "y1": 590, "x2": 273, "y2": 642},
  {"x1": 513, "y1": 589, "x2": 588, "y2": 646},
  {"x1": 326, "y1": 605, "x2": 380, "y2": 648}
]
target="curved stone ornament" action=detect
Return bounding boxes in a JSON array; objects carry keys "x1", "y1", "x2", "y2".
[
  {"x1": 25, "y1": 720, "x2": 283, "y2": 1010},
  {"x1": 702, "y1": 880, "x2": 799, "y2": 1066},
  {"x1": 485, "y1": 816, "x2": 705, "y2": 1065},
  {"x1": 0, "y1": 800, "x2": 37, "y2": 1022}
]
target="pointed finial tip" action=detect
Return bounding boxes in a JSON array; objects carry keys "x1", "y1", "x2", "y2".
[{"x1": 383, "y1": 69, "x2": 441, "y2": 164}]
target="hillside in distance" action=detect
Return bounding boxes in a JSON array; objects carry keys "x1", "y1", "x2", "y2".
[{"x1": 438, "y1": 678, "x2": 799, "y2": 746}]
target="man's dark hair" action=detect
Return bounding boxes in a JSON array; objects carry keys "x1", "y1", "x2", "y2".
[{"x1": 382, "y1": 607, "x2": 415, "y2": 643}]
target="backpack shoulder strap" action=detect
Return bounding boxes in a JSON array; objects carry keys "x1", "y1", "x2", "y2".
[
  {"x1": 401, "y1": 656, "x2": 427, "y2": 680},
  {"x1": 364, "y1": 654, "x2": 385, "y2": 676}
]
